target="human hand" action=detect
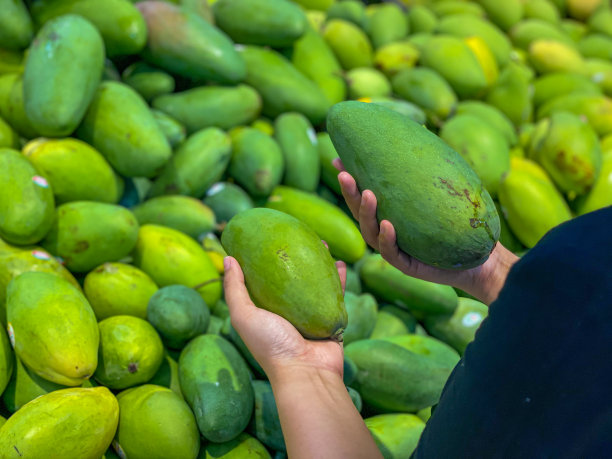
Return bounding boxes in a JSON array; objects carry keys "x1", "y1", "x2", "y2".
[{"x1": 333, "y1": 159, "x2": 519, "y2": 305}]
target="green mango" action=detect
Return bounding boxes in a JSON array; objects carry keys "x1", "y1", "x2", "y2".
[
  {"x1": 316, "y1": 132, "x2": 342, "y2": 195},
  {"x1": 373, "y1": 41, "x2": 420, "y2": 77},
  {"x1": 152, "y1": 109, "x2": 186, "y2": 148},
  {"x1": 222, "y1": 208, "x2": 347, "y2": 340},
  {"x1": 359, "y1": 97, "x2": 427, "y2": 124},
  {"x1": 322, "y1": 19, "x2": 374, "y2": 70},
  {"x1": 561, "y1": 19, "x2": 588, "y2": 43},
  {"x1": 41, "y1": 201, "x2": 139, "y2": 273},
  {"x1": 30, "y1": 0, "x2": 147, "y2": 56},
  {"x1": 576, "y1": 153, "x2": 612, "y2": 215},
  {"x1": 528, "y1": 39, "x2": 584, "y2": 75},
  {"x1": 431, "y1": 0, "x2": 485, "y2": 18},
  {"x1": 239, "y1": 45, "x2": 330, "y2": 124},
  {"x1": 179, "y1": 334, "x2": 254, "y2": 442},
  {"x1": 274, "y1": 113, "x2": 320, "y2": 192},
  {"x1": 290, "y1": 0, "x2": 334, "y2": 10},
  {"x1": 6, "y1": 272, "x2": 98, "y2": 386},
  {"x1": 365, "y1": 414, "x2": 426, "y2": 459},
  {"x1": 369, "y1": 310, "x2": 410, "y2": 340},
  {"x1": 249, "y1": 380, "x2": 286, "y2": 451},
  {"x1": 345, "y1": 266, "x2": 362, "y2": 295},
  {"x1": 0, "y1": 73, "x2": 38, "y2": 138},
  {"x1": 0, "y1": 0, "x2": 33, "y2": 50},
  {"x1": 347, "y1": 386, "x2": 362, "y2": 412},
  {"x1": 524, "y1": 0, "x2": 561, "y2": 23},
  {"x1": 326, "y1": 1, "x2": 366, "y2": 28},
  {"x1": 578, "y1": 34, "x2": 612, "y2": 60},
  {"x1": 456, "y1": 101, "x2": 518, "y2": 147},
  {"x1": 206, "y1": 315, "x2": 225, "y2": 335},
  {"x1": 366, "y1": 3, "x2": 408, "y2": 49},
  {"x1": 203, "y1": 182, "x2": 255, "y2": 226},
  {"x1": 584, "y1": 59, "x2": 612, "y2": 97},
  {"x1": 486, "y1": 62, "x2": 533, "y2": 127},
  {"x1": 346, "y1": 67, "x2": 391, "y2": 99},
  {"x1": 77, "y1": 81, "x2": 172, "y2": 178},
  {"x1": 343, "y1": 356, "x2": 358, "y2": 386},
  {"x1": 588, "y1": 7, "x2": 612, "y2": 36},
  {"x1": 265, "y1": 186, "x2": 366, "y2": 263},
  {"x1": 133, "y1": 224, "x2": 222, "y2": 306},
  {"x1": 0, "y1": 116, "x2": 18, "y2": 148},
  {"x1": 137, "y1": 2, "x2": 245, "y2": 83},
  {"x1": 0, "y1": 48, "x2": 23, "y2": 76},
  {"x1": 568, "y1": 0, "x2": 602, "y2": 20},
  {"x1": 533, "y1": 72, "x2": 602, "y2": 108},
  {"x1": 228, "y1": 127, "x2": 284, "y2": 198},
  {"x1": 537, "y1": 94, "x2": 612, "y2": 137},
  {"x1": 380, "y1": 305, "x2": 418, "y2": 332},
  {"x1": 328, "y1": 102, "x2": 500, "y2": 270},
  {"x1": 495, "y1": 201, "x2": 524, "y2": 254},
  {"x1": 180, "y1": 0, "x2": 214, "y2": 23},
  {"x1": 149, "y1": 352, "x2": 183, "y2": 398},
  {"x1": 122, "y1": 62, "x2": 175, "y2": 102},
  {"x1": 408, "y1": 6, "x2": 438, "y2": 34},
  {"x1": 360, "y1": 254, "x2": 458, "y2": 317},
  {"x1": 0, "y1": 387, "x2": 118, "y2": 458},
  {"x1": 0, "y1": 325, "x2": 12, "y2": 396},
  {"x1": 23, "y1": 138, "x2": 122, "y2": 205},
  {"x1": 473, "y1": 0, "x2": 523, "y2": 31},
  {"x1": 417, "y1": 406, "x2": 432, "y2": 422},
  {"x1": 202, "y1": 433, "x2": 271, "y2": 459},
  {"x1": 115, "y1": 384, "x2": 200, "y2": 459},
  {"x1": 149, "y1": 127, "x2": 232, "y2": 199},
  {"x1": 0, "y1": 148, "x2": 55, "y2": 245},
  {"x1": 152, "y1": 85, "x2": 261, "y2": 134},
  {"x1": 213, "y1": 0, "x2": 307, "y2": 47},
  {"x1": 510, "y1": 19, "x2": 574, "y2": 50},
  {"x1": 83, "y1": 262, "x2": 158, "y2": 320}
]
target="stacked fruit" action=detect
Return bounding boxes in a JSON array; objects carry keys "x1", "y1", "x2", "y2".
[{"x1": 0, "y1": 0, "x2": 611, "y2": 457}]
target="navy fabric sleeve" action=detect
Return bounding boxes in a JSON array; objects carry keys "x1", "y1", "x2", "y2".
[{"x1": 413, "y1": 206, "x2": 612, "y2": 459}]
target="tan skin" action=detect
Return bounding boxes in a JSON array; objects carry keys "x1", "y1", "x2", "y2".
[{"x1": 223, "y1": 165, "x2": 519, "y2": 458}]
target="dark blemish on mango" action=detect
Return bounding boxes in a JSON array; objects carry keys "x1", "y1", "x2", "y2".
[
  {"x1": 128, "y1": 362, "x2": 139, "y2": 373},
  {"x1": 437, "y1": 178, "x2": 462, "y2": 197},
  {"x1": 74, "y1": 240, "x2": 89, "y2": 253}
]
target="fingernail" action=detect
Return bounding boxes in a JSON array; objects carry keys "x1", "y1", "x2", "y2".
[{"x1": 223, "y1": 257, "x2": 231, "y2": 271}]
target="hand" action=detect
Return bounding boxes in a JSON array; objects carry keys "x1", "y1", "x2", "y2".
[{"x1": 333, "y1": 159, "x2": 519, "y2": 305}]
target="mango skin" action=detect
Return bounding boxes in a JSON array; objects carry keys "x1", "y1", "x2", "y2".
[
  {"x1": 456, "y1": 101, "x2": 518, "y2": 147},
  {"x1": 486, "y1": 62, "x2": 533, "y2": 127},
  {"x1": 576, "y1": 154, "x2": 612, "y2": 215},
  {"x1": 123, "y1": 63, "x2": 176, "y2": 102},
  {"x1": 0, "y1": 387, "x2": 118, "y2": 459},
  {"x1": 203, "y1": 432, "x2": 271, "y2": 459},
  {"x1": 249, "y1": 380, "x2": 285, "y2": 451},
  {"x1": 316, "y1": 132, "x2": 342, "y2": 195},
  {"x1": 537, "y1": 94, "x2": 612, "y2": 137},
  {"x1": 152, "y1": 109, "x2": 186, "y2": 148},
  {"x1": 6, "y1": 272, "x2": 99, "y2": 386},
  {"x1": 0, "y1": 73, "x2": 39, "y2": 138},
  {"x1": 222, "y1": 208, "x2": 347, "y2": 340},
  {"x1": 365, "y1": 414, "x2": 426, "y2": 459},
  {"x1": 0, "y1": 326, "x2": 12, "y2": 396},
  {"x1": 323, "y1": 19, "x2": 373, "y2": 70},
  {"x1": 369, "y1": 310, "x2": 410, "y2": 340},
  {"x1": 0, "y1": 116, "x2": 18, "y2": 149},
  {"x1": 0, "y1": 148, "x2": 55, "y2": 245},
  {"x1": 203, "y1": 182, "x2": 255, "y2": 226},
  {"x1": 328, "y1": 101, "x2": 500, "y2": 270},
  {"x1": 149, "y1": 353, "x2": 183, "y2": 399},
  {"x1": 0, "y1": 0, "x2": 33, "y2": 50}
]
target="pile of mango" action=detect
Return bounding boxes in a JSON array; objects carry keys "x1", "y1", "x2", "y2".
[{"x1": 0, "y1": 0, "x2": 612, "y2": 457}]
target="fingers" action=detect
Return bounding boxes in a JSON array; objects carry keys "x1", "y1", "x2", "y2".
[
  {"x1": 332, "y1": 157, "x2": 345, "y2": 172},
  {"x1": 335, "y1": 260, "x2": 347, "y2": 294},
  {"x1": 378, "y1": 220, "x2": 402, "y2": 267},
  {"x1": 223, "y1": 257, "x2": 255, "y2": 329},
  {"x1": 338, "y1": 171, "x2": 361, "y2": 220},
  {"x1": 358, "y1": 190, "x2": 380, "y2": 250}
]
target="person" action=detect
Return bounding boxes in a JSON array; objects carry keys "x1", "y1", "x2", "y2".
[{"x1": 223, "y1": 160, "x2": 612, "y2": 458}]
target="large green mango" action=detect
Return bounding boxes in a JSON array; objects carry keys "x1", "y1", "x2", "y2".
[
  {"x1": 222, "y1": 208, "x2": 347, "y2": 340},
  {"x1": 24, "y1": 15, "x2": 104, "y2": 137},
  {"x1": 6, "y1": 272, "x2": 98, "y2": 386},
  {"x1": 0, "y1": 326, "x2": 12, "y2": 396},
  {"x1": 322, "y1": 19, "x2": 373, "y2": 70},
  {"x1": 115, "y1": 384, "x2": 200, "y2": 459},
  {"x1": 343, "y1": 291, "x2": 378, "y2": 345},
  {"x1": 249, "y1": 380, "x2": 285, "y2": 451},
  {"x1": 328, "y1": 101, "x2": 500, "y2": 270},
  {"x1": 133, "y1": 224, "x2": 222, "y2": 306},
  {"x1": 0, "y1": 387, "x2": 118, "y2": 458},
  {"x1": 202, "y1": 433, "x2": 271, "y2": 459},
  {"x1": 41, "y1": 201, "x2": 139, "y2": 273},
  {"x1": 0, "y1": 73, "x2": 39, "y2": 138},
  {"x1": 365, "y1": 414, "x2": 426, "y2": 459},
  {"x1": 179, "y1": 334, "x2": 254, "y2": 442},
  {"x1": 137, "y1": 1, "x2": 245, "y2": 83},
  {"x1": 0, "y1": 149, "x2": 55, "y2": 245},
  {"x1": 0, "y1": 0, "x2": 33, "y2": 50},
  {"x1": 537, "y1": 94, "x2": 612, "y2": 137}
]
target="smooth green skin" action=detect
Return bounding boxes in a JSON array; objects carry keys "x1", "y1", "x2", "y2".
[
  {"x1": 431, "y1": 0, "x2": 485, "y2": 18},
  {"x1": 133, "y1": 224, "x2": 222, "y2": 306},
  {"x1": 179, "y1": 334, "x2": 254, "y2": 442},
  {"x1": 456, "y1": 101, "x2": 518, "y2": 147},
  {"x1": 147, "y1": 285, "x2": 210, "y2": 349},
  {"x1": 6, "y1": 272, "x2": 98, "y2": 386},
  {"x1": 0, "y1": 73, "x2": 39, "y2": 138},
  {"x1": 0, "y1": 326, "x2": 12, "y2": 395},
  {"x1": 373, "y1": 41, "x2": 420, "y2": 77},
  {"x1": 133, "y1": 195, "x2": 216, "y2": 239},
  {"x1": 524, "y1": 0, "x2": 561, "y2": 23},
  {"x1": 339, "y1": 292, "x2": 378, "y2": 345},
  {"x1": 369, "y1": 310, "x2": 410, "y2": 340},
  {"x1": 365, "y1": 414, "x2": 426, "y2": 459},
  {"x1": 41, "y1": 201, "x2": 139, "y2": 273},
  {"x1": 0, "y1": 0, "x2": 33, "y2": 49},
  {"x1": 366, "y1": 4, "x2": 408, "y2": 49},
  {"x1": 0, "y1": 387, "x2": 118, "y2": 458},
  {"x1": 31, "y1": 0, "x2": 147, "y2": 56},
  {"x1": 328, "y1": 102, "x2": 500, "y2": 270},
  {"x1": 360, "y1": 254, "x2": 458, "y2": 318},
  {"x1": 528, "y1": 39, "x2": 584, "y2": 75},
  {"x1": 425, "y1": 297, "x2": 488, "y2": 355},
  {"x1": 23, "y1": 138, "x2": 122, "y2": 205},
  {"x1": 24, "y1": 15, "x2": 104, "y2": 137},
  {"x1": 228, "y1": 127, "x2": 284, "y2": 198},
  {"x1": 510, "y1": 19, "x2": 574, "y2": 50},
  {"x1": 382, "y1": 333, "x2": 461, "y2": 370},
  {"x1": 380, "y1": 305, "x2": 417, "y2": 333},
  {"x1": 408, "y1": 6, "x2": 437, "y2": 34},
  {"x1": 498, "y1": 169, "x2": 572, "y2": 248},
  {"x1": 346, "y1": 67, "x2": 391, "y2": 99},
  {"x1": 115, "y1": 385, "x2": 200, "y2": 459},
  {"x1": 292, "y1": 27, "x2": 346, "y2": 106},
  {"x1": 533, "y1": 73, "x2": 602, "y2": 108},
  {"x1": 274, "y1": 113, "x2": 320, "y2": 192},
  {"x1": 364, "y1": 98, "x2": 426, "y2": 125},
  {"x1": 0, "y1": 116, "x2": 18, "y2": 149},
  {"x1": 149, "y1": 127, "x2": 231, "y2": 199},
  {"x1": 529, "y1": 112, "x2": 602, "y2": 195},
  {"x1": 77, "y1": 81, "x2": 172, "y2": 178},
  {"x1": 95, "y1": 315, "x2": 163, "y2": 389},
  {"x1": 150, "y1": 353, "x2": 183, "y2": 398},
  {"x1": 538, "y1": 94, "x2": 612, "y2": 137},
  {"x1": 239, "y1": 46, "x2": 330, "y2": 124},
  {"x1": 317, "y1": 132, "x2": 342, "y2": 195},
  {"x1": 153, "y1": 85, "x2": 261, "y2": 134},
  {"x1": 322, "y1": 19, "x2": 373, "y2": 70},
  {"x1": 495, "y1": 201, "x2": 524, "y2": 254},
  {"x1": 213, "y1": 0, "x2": 307, "y2": 47},
  {"x1": 249, "y1": 380, "x2": 285, "y2": 451},
  {"x1": 203, "y1": 182, "x2": 255, "y2": 225},
  {"x1": 486, "y1": 62, "x2": 533, "y2": 127},
  {"x1": 327, "y1": 1, "x2": 366, "y2": 28},
  {"x1": 417, "y1": 406, "x2": 431, "y2": 422},
  {"x1": 265, "y1": 186, "x2": 366, "y2": 263},
  {"x1": 578, "y1": 34, "x2": 612, "y2": 60},
  {"x1": 474, "y1": 0, "x2": 523, "y2": 31},
  {"x1": 202, "y1": 433, "x2": 271, "y2": 459},
  {"x1": 137, "y1": 2, "x2": 245, "y2": 83},
  {"x1": 576, "y1": 154, "x2": 612, "y2": 215},
  {"x1": 345, "y1": 266, "x2": 362, "y2": 295},
  {"x1": 0, "y1": 149, "x2": 55, "y2": 245},
  {"x1": 589, "y1": 8, "x2": 612, "y2": 37},
  {"x1": 152, "y1": 109, "x2": 186, "y2": 148},
  {"x1": 561, "y1": 19, "x2": 587, "y2": 42},
  {"x1": 222, "y1": 208, "x2": 347, "y2": 340},
  {"x1": 84, "y1": 262, "x2": 158, "y2": 320},
  {"x1": 292, "y1": 0, "x2": 334, "y2": 10},
  {"x1": 345, "y1": 337, "x2": 459, "y2": 412},
  {"x1": 123, "y1": 63, "x2": 175, "y2": 102},
  {"x1": 391, "y1": 67, "x2": 457, "y2": 126},
  {"x1": 584, "y1": 59, "x2": 612, "y2": 97}
]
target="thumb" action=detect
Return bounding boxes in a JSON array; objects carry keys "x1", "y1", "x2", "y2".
[{"x1": 223, "y1": 256, "x2": 255, "y2": 328}]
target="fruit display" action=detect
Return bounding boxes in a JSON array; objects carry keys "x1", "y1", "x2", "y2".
[{"x1": 0, "y1": 0, "x2": 611, "y2": 457}]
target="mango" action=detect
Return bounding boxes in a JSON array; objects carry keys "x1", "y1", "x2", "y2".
[
  {"x1": 456, "y1": 101, "x2": 518, "y2": 147},
  {"x1": 0, "y1": 0, "x2": 33, "y2": 50},
  {"x1": 369, "y1": 310, "x2": 411, "y2": 340},
  {"x1": 359, "y1": 97, "x2": 427, "y2": 124},
  {"x1": 316, "y1": 132, "x2": 341, "y2": 195},
  {"x1": 583, "y1": 59, "x2": 612, "y2": 97},
  {"x1": 533, "y1": 72, "x2": 602, "y2": 108},
  {"x1": 322, "y1": 19, "x2": 373, "y2": 70},
  {"x1": 0, "y1": 48, "x2": 23, "y2": 76},
  {"x1": 250, "y1": 380, "x2": 285, "y2": 451},
  {"x1": 495, "y1": 201, "x2": 524, "y2": 254},
  {"x1": 84, "y1": 262, "x2": 158, "y2": 320},
  {"x1": 0, "y1": 148, "x2": 55, "y2": 245},
  {"x1": 528, "y1": 39, "x2": 584, "y2": 75},
  {"x1": 203, "y1": 182, "x2": 255, "y2": 226},
  {"x1": 366, "y1": 3, "x2": 408, "y2": 49},
  {"x1": 341, "y1": 292, "x2": 378, "y2": 345},
  {"x1": 0, "y1": 116, "x2": 18, "y2": 148},
  {"x1": 570, "y1": 0, "x2": 604, "y2": 21},
  {"x1": 348, "y1": 386, "x2": 362, "y2": 412},
  {"x1": 408, "y1": 6, "x2": 437, "y2": 34},
  {"x1": 6, "y1": 272, "x2": 98, "y2": 386},
  {"x1": 365, "y1": 414, "x2": 426, "y2": 459},
  {"x1": 133, "y1": 224, "x2": 222, "y2": 305},
  {"x1": 328, "y1": 101, "x2": 500, "y2": 270},
  {"x1": 588, "y1": 8, "x2": 612, "y2": 37},
  {"x1": 474, "y1": 0, "x2": 523, "y2": 31},
  {"x1": 251, "y1": 118, "x2": 275, "y2": 136},
  {"x1": 0, "y1": 325, "x2": 12, "y2": 396},
  {"x1": 179, "y1": 334, "x2": 254, "y2": 442},
  {"x1": 486, "y1": 62, "x2": 533, "y2": 126},
  {"x1": 345, "y1": 266, "x2": 362, "y2": 295},
  {"x1": 137, "y1": 1, "x2": 245, "y2": 83},
  {"x1": 115, "y1": 384, "x2": 200, "y2": 459},
  {"x1": 523, "y1": 0, "x2": 561, "y2": 24},
  {"x1": 202, "y1": 233, "x2": 229, "y2": 273},
  {"x1": 346, "y1": 67, "x2": 391, "y2": 99},
  {"x1": 326, "y1": 1, "x2": 366, "y2": 28},
  {"x1": 578, "y1": 34, "x2": 612, "y2": 60},
  {"x1": 537, "y1": 94, "x2": 612, "y2": 136},
  {"x1": 373, "y1": 41, "x2": 420, "y2": 77},
  {"x1": 510, "y1": 19, "x2": 574, "y2": 50},
  {"x1": 222, "y1": 208, "x2": 347, "y2": 340},
  {"x1": 77, "y1": 81, "x2": 172, "y2": 178},
  {"x1": 0, "y1": 73, "x2": 39, "y2": 138},
  {"x1": 153, "y1": 85, "x2": 261, "y2": 134},
  {"x1": 265, "y1": 186, "x2": 366, "y2": 263},
  {"x1": 122, "y1": 62, "x2": 175, "y2": 102},
  {"x1": 0, "y1": 387, "x2": 118, "y2": 459},
  {"x1": 464, "y1": 35, "x2": 499, "y2": 86},
  {"x1": 152, "y1": 109, "x2": 186, "y2": 148},
  {"x1": 149, "y1": 353, "x2": 183, "y2": 399},
  {"x1": 576, "y1": 154, "x2": 612, "y2": 215},
  {"x1": 290, "y1": 0, "x2": 334, "y2": 11},
  {"x1": 560, "y1": 19, "x2": 587, "y2": 43},
  {"x1": 41, "y1": 201, "x2": 139, "y2": 273},
  {"x1": 203, "y1": 434, "x2": 271, "y2": 459},
  {"x1": 431, "y1": 1, "x2": 485, "y2": 18}
]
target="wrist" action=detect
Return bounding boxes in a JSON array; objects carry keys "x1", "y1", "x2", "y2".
[
  {"x1": 268, "y1": 363, "x2": 344, "y2": 390},
  {"x1": 468, "y1": 243, "x2": 519, "y2": 305}
]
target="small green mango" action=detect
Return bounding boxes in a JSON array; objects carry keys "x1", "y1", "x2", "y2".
[
  {"x1": 249, "y1": 380, "x2": 285, "y2": 451},
  {"x1": 456, "y1": 101, "x2": 518, "y2": 147},
  {"x1": 327, "y1": 1, "x2": 366, "y2": 28},
  {"x1": 533, "y1": 72, "x2": 601, "y2": 108},
  {"x1": 0, "y1": 0, "x2": 33, "y2": 50},
  {"x1": 369, "y1": 310, "x2": 410, "y2": 340},
  {"x1": 366, "y1": 3, "x2": 408, "y2": 49},
  {"x1": 346, "y1": 67, "x2": 391, "y2": 99},
  {"x1": 537, "y1": 94, "x2": 612, "y2": 137},
  {"x1": 0, "y1": 73, "x2": 39, "y2": 138},
  {"x1": 587, "y1": 6, "x2": 612, "y2": 35},
  {"x1": 528, "y1": 39, "x2": 584, "y2": 75},
  {"x1": 0, "y1": 116, "x2": 18, "y2": 149},
  {"x1": 474, "y1": 0, "x2": 523, "y2": 31},
  {"x1": 408, "y1": 6, "x2": 438, "y2": 34},
  {"x1": 523, "y1": 0, "x2": 561, "y2": 24},
  {"x1": 373, "y1": 41, "x2": 420, "y2": 77},
  {"x1": 560, "y1": 19, "x2": 587, "y2": 43},
  {"x1": 202, "y1": 433, "x2": 271, "y2": 459},
  {"x1": 510, "y1": 19, "x2": 574, "y2": 49},
  {"x1": 123, "y1": 62, "x2": 175, "y2": 102},
  {"x1": 486, "y1": 62, "x2": 534, "y2": 127},
  {"x1": 365, "y1": 414, "x2": 426, "y2": 459},
  {"x1": 322, "y1": 19, "x2": 373, "y2": 70},
  {"x1": 152, "y1": 109, "x2": 186, "y2": 148},
  {"x1": 0, "y1": 326, "x2": 12, "y2": 396},
  {"x1": 203, "y1": 182, "x2": 255, "y2": 226},
  {"x1": 578, "y1": 34, "x2": 612, "y2": 60}
]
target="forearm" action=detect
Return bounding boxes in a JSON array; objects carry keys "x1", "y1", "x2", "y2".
[{"x1": 269, "y1": 366, "x2": 382, "y2": 459}]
